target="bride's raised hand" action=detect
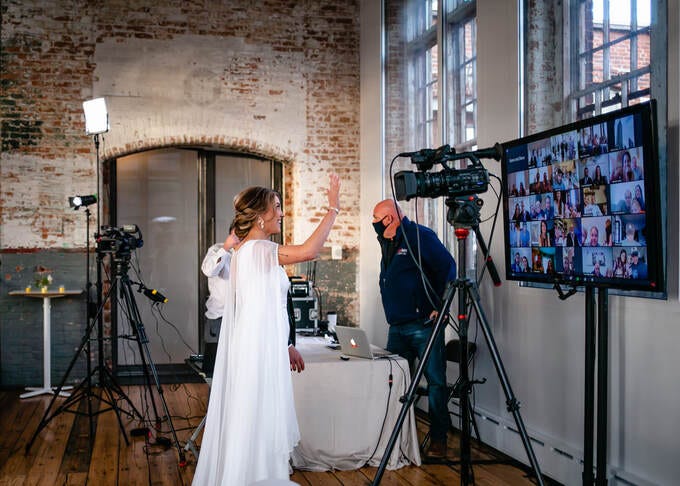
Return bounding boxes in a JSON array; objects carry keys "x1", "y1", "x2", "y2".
[{"x1": 327, "y1": 173, "x2": 340, "y2": 212}]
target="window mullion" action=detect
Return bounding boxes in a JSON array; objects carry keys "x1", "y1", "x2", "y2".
[
  {"x1": 603, "y1": 0, "x2": 611, "y2": 103},
  {"x1": 631, "y1": 0, "x2": 639, "y2": 92}
]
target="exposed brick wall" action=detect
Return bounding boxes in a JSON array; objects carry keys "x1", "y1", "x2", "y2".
[
  {"x1": 2, "y1": 0, "x2": 359, "y2": 250},
  {"x1": 1, "y1": 0, "x2": 361, "y2": 383},
  {"x1": 384, "y1": 0, "x2": 410, "y2": 170},
  {"x1": 592, "y1": 29, "x2": 651, "y2": 90},
  {"x1": 525, "y1": 0, "x2": 565, "y2": 134}
]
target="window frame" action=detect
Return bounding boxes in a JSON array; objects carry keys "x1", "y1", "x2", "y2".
[{"x1": 568, "y1": 0, "x2": 654, "y2": 120}]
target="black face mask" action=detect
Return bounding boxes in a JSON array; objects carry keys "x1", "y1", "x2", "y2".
[
  {"x1": 373, "y1": 215, "x2": 390, "y2": 238},
  {"x1": 373, "y1": 220, "x2": 386, "y2": 238}
]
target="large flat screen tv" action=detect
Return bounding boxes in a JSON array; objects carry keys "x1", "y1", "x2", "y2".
[{"x1": 501, "y1": 101, "x2": 663, "y2": 292}]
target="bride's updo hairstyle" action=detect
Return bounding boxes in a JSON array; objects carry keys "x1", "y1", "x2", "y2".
[{"x1": 233, "y1": 186, "x2": 279, "y2": 239}]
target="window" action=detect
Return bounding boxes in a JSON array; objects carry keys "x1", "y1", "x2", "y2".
[
  {"x1": 407, "y1": 0, "x2": 439, "y2": 151},
  {"x1": 384, "y1": 0, "x2": 477, "y2": 237},
  {"x1": 569, "y1": 0, "x2": 653, "y2": 119},
  {"x1": 524, "y1": 0, "x2": 662, "y2": 130},
  {"x1": 444, "y1": 0, "x2": 477, "y2": 150}
]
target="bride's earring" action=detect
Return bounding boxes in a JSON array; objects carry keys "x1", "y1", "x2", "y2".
[{"x1": 258, "y1": 217, "x2": 264, "y2": 230}]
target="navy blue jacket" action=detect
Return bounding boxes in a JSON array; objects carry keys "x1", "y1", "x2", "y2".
[{"x1": 379, "y1": 217, "x2": 457, "y2": 326}]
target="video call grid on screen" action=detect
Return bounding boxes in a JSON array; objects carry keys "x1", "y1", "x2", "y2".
[{"x1": 502, "y1": 102, "x2": 660, "y2": 291}]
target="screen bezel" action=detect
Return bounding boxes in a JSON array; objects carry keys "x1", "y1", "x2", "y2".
[{"x1": 500, "y1": 101, "x2": 664, "y2": 293}]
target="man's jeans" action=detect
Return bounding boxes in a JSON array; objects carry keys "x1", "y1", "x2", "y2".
[{"x1": 387, "y1": 321, "x2": 450, "y2": 443}]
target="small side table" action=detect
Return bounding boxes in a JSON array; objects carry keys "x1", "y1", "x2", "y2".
[{"x1": 9, "y1": 289, "x2": 83, "y2": 399}]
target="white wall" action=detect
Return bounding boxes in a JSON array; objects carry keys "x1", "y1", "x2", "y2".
[
  {"x1": 360, "y1": 1, "x2": 680, "y2": 484},
  {"x1": 360, "y1": 0, "x2": 390, "y2": 346}
]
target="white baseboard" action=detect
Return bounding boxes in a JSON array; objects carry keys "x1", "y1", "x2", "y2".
[{"x1": 439, "y1": 400, "x2": 650, "y2": 486}]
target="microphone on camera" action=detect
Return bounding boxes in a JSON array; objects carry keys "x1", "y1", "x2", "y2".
[
  {"x1": 469, "y1": 142, "x2": 503, "y2": 161},
  {"x1": 143, "y1": 287, "x2": 168, "y2": 303}
]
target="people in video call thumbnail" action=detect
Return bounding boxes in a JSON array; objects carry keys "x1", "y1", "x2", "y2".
[
  {"x1": 582, "y1": 246, "x2": 613, "y2": 278},
  {"x1": 610, "y1": 147, "x2": 644, "y2": 183},
  {"x1": 578, "y1": 122, "x2": 609, "y2": 158},
  {"x1": 581, "y1": 184, "x2": 608, "y2": 217},
  {"x1": 531, "y1": 247, "x2": 556, "y2": 274}
]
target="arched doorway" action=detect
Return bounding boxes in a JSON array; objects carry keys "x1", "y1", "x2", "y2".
[{"x1": 107, "y1": 147, "x2": 282, "y2": 375}]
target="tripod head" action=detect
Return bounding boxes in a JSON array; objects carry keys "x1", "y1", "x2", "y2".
[
  {"x1": 446, "y1": 195, "x2": 483, "y2": 229},
  {"x1": 111, "y1": 254, "x2": 132, "y2": 278},
  {"x1": 446, "y1": 195, "x2": 502, "y2": 287}
]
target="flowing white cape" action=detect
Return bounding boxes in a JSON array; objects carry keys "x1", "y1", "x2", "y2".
[{"x1": 193, "y1": 239, "x2": 299, "y2": 485}]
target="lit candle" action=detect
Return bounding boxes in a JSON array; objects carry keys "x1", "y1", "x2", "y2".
[{"x1": 58, "y1": 285, "x2": 65, "y2": 293}]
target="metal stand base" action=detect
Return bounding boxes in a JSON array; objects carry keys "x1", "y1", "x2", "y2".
[
  {"x1": 20, "y1": 386, "x2": 73, "y2": 399},
  {"x1": 184, "y1": 415, "x2": 206, "y2": 459}
]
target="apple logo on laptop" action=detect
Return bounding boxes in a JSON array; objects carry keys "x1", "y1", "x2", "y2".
[{"x1": 350, "y1": 338, "x2": 358, "y2": 348}]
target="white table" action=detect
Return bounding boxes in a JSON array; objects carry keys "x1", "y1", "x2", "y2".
[
  {"x1": 290, "y1": 336, "x2": 421, "y2": 471},
  {"x1": 9, "y1": 289, "x2": 82, "y2": 399}
]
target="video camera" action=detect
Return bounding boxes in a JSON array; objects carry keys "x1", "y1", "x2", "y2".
[
  {"x1": 393, "y1": 143, "x2": 502, "y2": 201},
  {"x1": 96, "y1": 225, "x2": 144, "y2": 257}
]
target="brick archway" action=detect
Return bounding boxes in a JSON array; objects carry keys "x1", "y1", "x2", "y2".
[{"x1": 101, "y1": 134, "x2": 299, "y2": 165}]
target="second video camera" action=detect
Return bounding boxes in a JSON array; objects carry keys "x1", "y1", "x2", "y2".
[
  {"x1": 96, "y1": 225, "x2": 144, "y2": 257},
  {"x1": 393, "y1": 143, "x2": 502, "y2": 201}
]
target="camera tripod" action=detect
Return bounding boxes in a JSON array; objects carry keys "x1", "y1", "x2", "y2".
[
  {"x1": 25, "y1": 251, "x2": 186, "y2": 466},
  {"x1": 372, "y1": 196, "x2": 544, "y2": 486}
]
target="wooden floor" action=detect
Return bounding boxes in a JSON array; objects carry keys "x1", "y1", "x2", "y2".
[{"x1": 0, "y1": 383, "x2": 555, "y2": 485}]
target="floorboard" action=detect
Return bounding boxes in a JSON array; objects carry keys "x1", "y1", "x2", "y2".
[{"x1": 0, "y1": 386, "x2": 559, "y2": 486}]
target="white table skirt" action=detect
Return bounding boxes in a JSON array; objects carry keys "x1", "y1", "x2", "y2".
[{"x1": 290, "y1": 336, "x2": 422, "y2": 471}]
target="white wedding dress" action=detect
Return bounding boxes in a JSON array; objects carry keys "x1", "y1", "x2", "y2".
[{"x1": 192, "y1": 239, "x2": 300, "y2": 486}]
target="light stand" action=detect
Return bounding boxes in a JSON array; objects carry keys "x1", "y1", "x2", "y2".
[
  {"x1": 81, "y1": 202, "x2": 96, "y2": 440},
  {"x1": 27, "y1": 99, "x2": 129, "y2": 450},
  {"x1": 82, "y1": 97, "x2": 108, "y2": 386},
  {"x1": 371, "y1": 196, "x2": 545, "y2": 486}
]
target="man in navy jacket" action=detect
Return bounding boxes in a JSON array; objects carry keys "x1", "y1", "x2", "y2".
[{"x1": 372, "y1": 199, "x2": 457, "y2": 460}]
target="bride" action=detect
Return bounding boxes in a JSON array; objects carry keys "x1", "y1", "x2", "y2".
[{"x1": 192, "y1": 174, "x2": 340, "y2": 485}]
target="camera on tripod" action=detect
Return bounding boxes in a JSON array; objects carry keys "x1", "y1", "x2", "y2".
[
  {"x1": 96, "y1": 224, "x2": 144, "y2": 257},
  {"x1": 393, "y1": 143, "x2": 503, "y2": 201}
]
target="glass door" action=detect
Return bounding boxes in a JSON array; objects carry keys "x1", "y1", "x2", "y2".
[
  {"x1": 116, "y1": 148, "x2": 199, "y2": 365},
  {"x1": 114, "y1": 148, "x2": 278, "y2": 367}
]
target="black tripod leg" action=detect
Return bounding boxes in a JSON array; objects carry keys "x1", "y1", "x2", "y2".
[
  {"x1": 467, "y1": 284, "x2": 545, "y2": 486},
  {"x1": 119, "y1": 281, "x2": 162, "y2": 424},
  {"x1": 458, "y1": 279, "x2": 474, "y2": 485},
  {"x1": 371, "y1": 280, "x2": 457, "y2": 486},
  {"x1": 101, "y1": 384, "x2": 131, "y2": 445},
  {"x1": 120, "y1": 278, "x2": 186, "y2": 465},
  {"x1": 136, "y1": 325, "x2": 187, "y2": 465},
  {"x1": 469, "y1": 401, "x2": 481, "y2": 442}
]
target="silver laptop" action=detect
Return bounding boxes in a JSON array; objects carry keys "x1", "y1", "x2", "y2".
[{"x1": 335, "y1": 326, "x2": 396, "y2": 360}]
